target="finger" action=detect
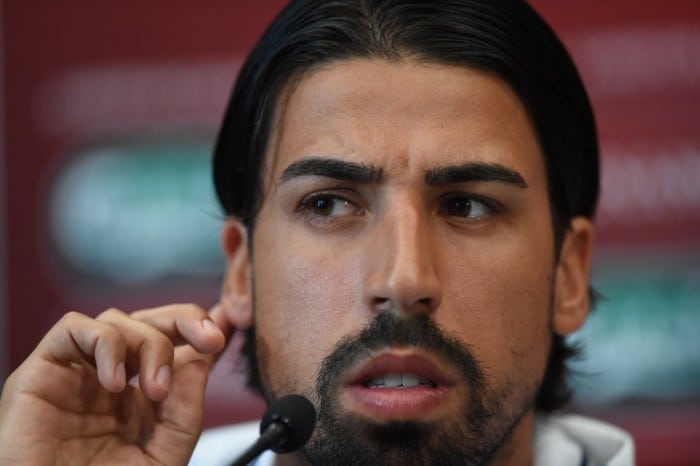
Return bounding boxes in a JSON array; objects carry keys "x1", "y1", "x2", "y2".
[
  {"x1": 130, "y1": 303, "x2": 228, "y2": 353},
  {"x1": 209, "y1": 303, "x2": 235, "y2": 338},
  {"x1": 32, "y1": 311, "x2": 128, "y2": 394},
  {"x1": 96, "y1": 308, "x2": 175, "y2": 402},
  {"x1": 144, "y1": 346, "x2": 210, "y2": 464}
]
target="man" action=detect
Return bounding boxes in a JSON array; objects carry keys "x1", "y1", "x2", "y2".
[{"x1": 0, "y1": 0, "x2": 634, "y2": 465}]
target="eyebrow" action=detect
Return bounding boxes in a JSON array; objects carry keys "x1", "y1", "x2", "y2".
[
  {"x1": 425, "y1": 162, "x2": 528, "y2": 188},
  {"x1": 280, "y1": 157, "x2": 384, "y2": 183},
  {"x1": 280, "y1": 157, "x2": 527, "y2": 188}
]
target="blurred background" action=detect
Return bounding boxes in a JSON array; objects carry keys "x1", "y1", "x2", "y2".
[{"x1": 1, "y1": 1, "x2": 699, "y2": 464}]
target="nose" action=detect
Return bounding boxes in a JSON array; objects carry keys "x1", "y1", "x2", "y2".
[{"x1": 364, "y1": 196, "x2": 442, "y2": 317}]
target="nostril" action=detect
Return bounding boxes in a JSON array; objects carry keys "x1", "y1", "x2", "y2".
[
  {"x1": 373, "y1": 297, "x2": 392, "y2": 312},
  {"x1": 417, "y1": 297, "x2": 433, "y2": 309},
  {"x1": 406, "y1": 297, "x2": 437, "y2": 316},
  {"x1": 370, "y1": 296, "x2": 437, "y2": 316}
]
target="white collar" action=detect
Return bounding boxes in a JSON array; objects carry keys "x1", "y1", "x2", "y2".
[{"x1": 534, "y1": 414, "x2": 635, "y2": 466}]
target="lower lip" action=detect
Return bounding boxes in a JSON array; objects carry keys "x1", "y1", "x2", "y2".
[{"x1": 343, "y1": 384, "x2": 455, "y2": 421}]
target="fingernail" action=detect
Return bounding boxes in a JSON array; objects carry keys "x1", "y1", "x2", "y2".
[
  {"x1": 115, "y1": 362, "x2": 126, "y2": 387},
  {"x1": 202, "y1": 318, "x2": 217, "y2": 331},
  {"x1": 155, "y1": 364, "x2": 171, "y2": 391}
]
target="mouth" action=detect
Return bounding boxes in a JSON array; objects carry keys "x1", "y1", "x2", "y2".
[
  {"x1": 340, "y1": 351, "x2": 459, "y2": 422},
  {"x1": 365, "y1": 372, "x2": 436, "y2": 389}
]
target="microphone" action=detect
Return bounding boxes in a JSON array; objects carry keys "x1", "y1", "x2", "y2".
[{"x1": 230, "y1": 394, "x2": 317, "y2": 466}]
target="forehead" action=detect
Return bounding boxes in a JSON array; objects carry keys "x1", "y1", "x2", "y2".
[{"x1": 263, "y1": 58, "x2": 544, "y2": 186}]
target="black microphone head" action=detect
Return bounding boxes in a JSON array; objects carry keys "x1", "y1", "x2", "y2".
[{"x1": 260, "y1": 394, "x2": 317, "y2": 453}]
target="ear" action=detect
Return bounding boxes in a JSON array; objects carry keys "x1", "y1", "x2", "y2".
[
  {"x1": 219, "y1": 219, "x2": 253, "y2": 330},
  {"x1": 553, "y1": 217, "x2": 594, "y2": 336}
]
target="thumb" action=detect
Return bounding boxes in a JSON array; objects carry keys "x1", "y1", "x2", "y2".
[
  {"x1": 144, "y1": 346, "x2": 212, "y2": 465},
  {"x1": 209, "y1": 303, "x2": 235, "y2": 342}
]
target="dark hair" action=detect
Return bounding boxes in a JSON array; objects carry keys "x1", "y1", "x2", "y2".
[{"x1": 213, "y1": 0, "x2": 599, "y2": 412}]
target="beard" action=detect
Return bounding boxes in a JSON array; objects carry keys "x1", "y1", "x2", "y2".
[{"x1": 243, "y1": 311, "x2": 539, "y2": 466}]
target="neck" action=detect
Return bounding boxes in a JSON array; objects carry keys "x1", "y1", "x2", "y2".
[{"x1": 488, "y1": 409, "x2": 536, "y2": 466}]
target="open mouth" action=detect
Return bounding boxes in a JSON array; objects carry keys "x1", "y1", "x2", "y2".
[
  {"x1": 341, "y1": 351, "x2": 458, "y2": 421},
  {"x1": 364, "y1": 372, "x2": 437, "y2": 389},
  {"x1": 349, "y1": 351, "x2": 453, "y2": 387}
]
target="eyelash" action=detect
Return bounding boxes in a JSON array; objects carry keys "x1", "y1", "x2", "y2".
[
  {"x1": 438, "y1": 193, "x2": 503, "y2": 221},
  {"x1": 296, "y1": 191, "x2": 503, "y2": 224},
  {"x1": 297, "y1": 192, "x2": 365, "y2": 221}
]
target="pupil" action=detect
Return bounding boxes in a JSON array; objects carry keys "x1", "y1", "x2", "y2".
[
  {"x1": 450, "y1": 198, "x2": 471, "y2": 216},
  {"x1": 314, "y1": 197, "x2": 332, "y2": 214}
]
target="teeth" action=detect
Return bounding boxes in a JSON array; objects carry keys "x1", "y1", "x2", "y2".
[
  {"x1": 402, "y1": 373, "x2": 420, "y2": 387},
  {"x1": 385, "y1": 372, "x2": 402, "y2": 388},
  {"x1": 366, "y1": 372, "x2": 435, "y2": 388}
]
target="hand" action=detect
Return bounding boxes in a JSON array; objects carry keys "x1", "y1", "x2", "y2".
[{"x1": 0, "y1": 303, "x2": 231, "y2": 466}]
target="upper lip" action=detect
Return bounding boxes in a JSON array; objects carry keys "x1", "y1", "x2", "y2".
[{"x1": 343, "y1": 350, "x2": 456, "y2": 388}]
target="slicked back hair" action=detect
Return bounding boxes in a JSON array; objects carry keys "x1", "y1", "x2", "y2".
[{"x1": 213, "y1": 0, "x2": 599, "y2": 412}]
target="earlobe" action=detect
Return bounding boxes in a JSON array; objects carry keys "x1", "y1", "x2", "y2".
[
  {"x1": 553, "y1": 217, "x2": 594, "y2": 336},
  {"x1": 219, "y1": 219, "x2": 254, "y2": 330}
]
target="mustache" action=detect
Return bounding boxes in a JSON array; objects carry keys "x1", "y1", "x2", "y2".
[{"x1": 316, "y1": 311, "x2": 487, "y2": 397}]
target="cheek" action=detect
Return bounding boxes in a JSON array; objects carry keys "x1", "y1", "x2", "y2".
[
  {"x1": 439, "y1": 227, "x2": 554, "y2": 386},
  {"x1": 251, "y1": 225, "x2": 365, "y2": 396}
]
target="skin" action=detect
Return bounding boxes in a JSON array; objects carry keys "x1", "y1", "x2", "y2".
[
  {"x1": 0, "y1": 58, "x2": 592, "y2": 465},
  {"x1": 0, "y1": 304, "x2": 230, "y2": 465},
  {"x1": 223, "y1": 59, "x2": 593, "y2": 465}
]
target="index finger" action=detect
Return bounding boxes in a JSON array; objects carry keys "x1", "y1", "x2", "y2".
[{"x1": 129, "y1": 303, "x2": 229, "y2": 355}]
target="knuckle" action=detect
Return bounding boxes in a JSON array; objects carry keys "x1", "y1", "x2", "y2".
[
  {"x1": 140, "y1": 332, "x2": 175, "y2": 362},
  {"x1": 96, "y1": 307, "x2": 126, "y2": 322},
  {"x1": 150, "y1": 331, "x2": 173, "y2": 350},
  {"x1": 95, "y1": 324, "x2": 126, "y2": 349},
  {"x1": 59, "y1": 310, "x2": 87, "y2": 325},
  {"x1": 101, "y1": 323, "x2": 124, "y2": 341},
  {"x1": 2, "y1": 369, "x2": 19, "y2": 394}
]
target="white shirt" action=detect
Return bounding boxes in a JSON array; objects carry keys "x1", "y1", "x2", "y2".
[{"x1": 189, "y1": 414, "x2": 634, "y2": 466}]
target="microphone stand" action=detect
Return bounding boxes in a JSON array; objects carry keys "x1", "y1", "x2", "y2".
[
  {"x1": 230, "y1": 422, "x2": 286, "y2": 466},
  {"x1": 229, "y1": 394, "x2": 316, "y2": 466}
]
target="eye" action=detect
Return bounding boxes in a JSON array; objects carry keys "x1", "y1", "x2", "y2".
[
  {"x1": 298, "y1": 193, "x2": 363, "y2": 218},
  {"x1": 439, "y1": 194, "x2": 498, "y2": 220}
]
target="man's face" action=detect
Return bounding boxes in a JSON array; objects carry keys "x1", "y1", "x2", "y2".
[{"x1": 243, "y1": 59, "x2": 565, "y2": 464}]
